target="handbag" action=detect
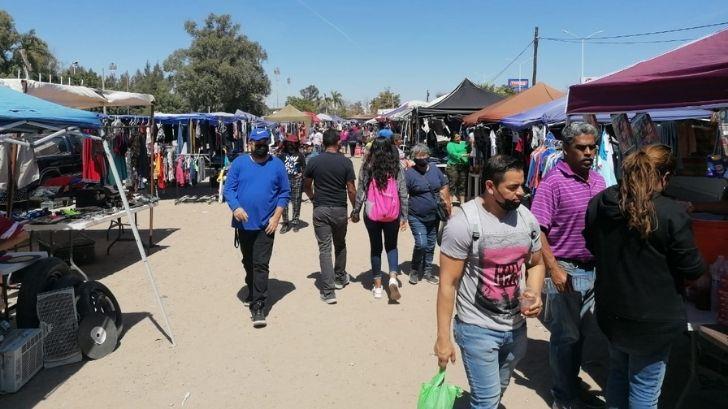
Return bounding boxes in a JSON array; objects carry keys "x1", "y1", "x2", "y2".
[{"x1": 420, "y1": 168, "x2": 449, "y2": 221}]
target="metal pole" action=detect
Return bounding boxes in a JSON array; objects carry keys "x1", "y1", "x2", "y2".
[
  {"x1": 100, "y1": 132, "x2": 175, "y2": 346},
  {"x1": 532, "y1": 26, "x2": 539, "y2": 86},
  {"x1": 149, "y1": 104, "x2": 156, "y2": 249}
]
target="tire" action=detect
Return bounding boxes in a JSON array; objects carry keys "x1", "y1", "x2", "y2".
[
  {"x1": 76, "y1": 281, "x2": 124, "y2": 334},
  {"x1": 16, "y1": 257, "x2": 72, "y2": 328}
]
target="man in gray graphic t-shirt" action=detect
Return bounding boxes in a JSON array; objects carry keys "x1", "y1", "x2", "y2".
[{"x1": 434, "y1": 155, "x2": 546, "y2": 409}]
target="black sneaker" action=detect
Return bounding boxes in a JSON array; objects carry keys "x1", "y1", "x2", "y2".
[
  {"x1": 409, "y1": 272, "x2": 419, "y2": 285},
  {"x1": 320, "y1": 292, "x2": 337, "y2": 304},
  {"x1": 251, "y1": 306, "x2": 267, "y2": 328},
  {"x1": 292, "y1": 223, "x2": 300, "y2": 232},
  {"x1": 280, "y1": 224, "x2": 290, "y2": 234},
  {"x1": 242, "y1": 295, "x2": 253, "y2": 307},
  {"x1": 334, "y1": 274, "x2": 350, "y2": 289},
  {"x1": 423, "y1": 274, "x2": 439, "y2": 285}
]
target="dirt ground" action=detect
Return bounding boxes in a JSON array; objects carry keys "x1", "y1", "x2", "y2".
[{"x1": 0, "y1": 158, "x2": 722, "y2": 409}]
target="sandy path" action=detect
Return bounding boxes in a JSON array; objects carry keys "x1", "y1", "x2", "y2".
[{"x1": 1, "y1": 158, "x2": 605, "y2": 409}]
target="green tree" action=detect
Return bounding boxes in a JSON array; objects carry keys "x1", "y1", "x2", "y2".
[
  {"x1": 369, "y1": 88, "x2": 400, "y2": 113},
  {"x1": 479, "y1": 83, "x2": 516, "y2": 97},
  {"x1": 285, "y1": 96, "x2": 317, "y2": 113},
  {"x1": 164, "y1": 13, "x2": 270, "y2": 115},
  {"x1": 347, "y1": 101, "x2": 365, "y2": 116},
  {"x1": 131, "y1": 62, "x2": 185, "y2": 113},
  {"x1": 0, "y1": 11, "x2": 57, "y2": 78},
  {"x1": 286, "y1": 84, "x2": 321, "y2": 112}
]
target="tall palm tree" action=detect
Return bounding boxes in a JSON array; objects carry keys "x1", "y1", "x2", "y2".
[{"x1": 329, "y1": 90, "x2": 343, "y2": 109}]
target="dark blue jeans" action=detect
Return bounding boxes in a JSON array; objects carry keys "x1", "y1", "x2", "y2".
[
  {"x1": 363, "y1": 216, "x2": 399, "y2": 279},
  {"x1": 407, "y1": 215, "x2": 439, "y2": 276},
  {"x1": 606, "y1": 343, "x2": 671, "y2": 409}
]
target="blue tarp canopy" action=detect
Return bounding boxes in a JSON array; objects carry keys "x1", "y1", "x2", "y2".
[
  {"x1": 0, "y1": 85, "x2": 101, "y2": 129},
  {"x1": 500, "y1": 96, "x2": 712, "y2": 129}
]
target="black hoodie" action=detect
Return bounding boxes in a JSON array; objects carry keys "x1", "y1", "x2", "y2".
[{"x1": 584, "y1": 186, "x2": 705, "y2": 353}]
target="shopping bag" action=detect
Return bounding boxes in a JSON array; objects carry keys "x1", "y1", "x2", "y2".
[{"x1": 417, "y1": 369, "x2": 463, "y2": 409}]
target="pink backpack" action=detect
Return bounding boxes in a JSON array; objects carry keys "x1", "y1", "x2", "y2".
[{"x1": 365, "y1": 177, "x2": 400, "y2": 222}]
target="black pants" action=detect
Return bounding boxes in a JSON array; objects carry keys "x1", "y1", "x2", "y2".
[
  {"x1": 348, "y1": 142, "x2": 357, "y2": 157},
  {"x1": 313, "y1": 206, "x2": 349, "y2": 295},
  {"x1": 283, "y1": 174, "x2": 303, "y2": 225},
  {"x1": 237, "y1": 228, "x2": 274, "y2": 309}
]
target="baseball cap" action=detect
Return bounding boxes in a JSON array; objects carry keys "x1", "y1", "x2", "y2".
[
  {"x1": 249, "y1": 128, "x2": 270, "y2": 141},
  {"x1": 378, "y1": 129, "x2": 393, "y2": 138}
]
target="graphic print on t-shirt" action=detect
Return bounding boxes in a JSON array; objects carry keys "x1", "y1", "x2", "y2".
[{"x1": 475, "y1": 245, "x2": 528, "y2": 316}]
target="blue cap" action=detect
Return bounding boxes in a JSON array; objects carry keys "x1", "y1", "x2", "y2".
[
  {"x1": 249, "y1": 128, "x2": 270, "y2": 141},
  {"x1": 378, "y1": 129, "x2": 393, "y2": 138}
]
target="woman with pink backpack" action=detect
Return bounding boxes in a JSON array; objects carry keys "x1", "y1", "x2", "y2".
[{"x1": 351, "y1": 135, "x2": 409, "y2": 301}]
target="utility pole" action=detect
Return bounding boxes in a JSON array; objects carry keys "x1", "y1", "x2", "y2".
[{"x1": 532, "y1": 26, "x2": 539, "y2": 86}]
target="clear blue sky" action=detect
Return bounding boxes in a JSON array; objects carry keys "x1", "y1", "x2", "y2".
[{"x1": 3, "y1": 0, "x2": 728, "y2": 108}]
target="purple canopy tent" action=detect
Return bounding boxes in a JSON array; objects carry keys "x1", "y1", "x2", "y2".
[
  {"x1": 567, "y1": 28, "x2": 728, "y2": 113},
  {"x1": 503, "y1": 96, "x2": 712, "y2": 129}
]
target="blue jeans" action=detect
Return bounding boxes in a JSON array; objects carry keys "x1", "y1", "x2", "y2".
[
  {"x1": 454, "y1": 318, "x2": 527, "y2": 409},
  {"x1": 606, "y1": 343, "x2": 670, "y2": 409},
  {"x1": 407, "y1": 215, "x2": 438, "y2": 276},
  {"x1": 363, "y1": 216, "x2": 399, "y2": 279},
  {"x1": 544, "y1": 261, "x2": 602, "y2": 404}
]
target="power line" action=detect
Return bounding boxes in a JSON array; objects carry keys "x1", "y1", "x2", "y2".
[
  {"x1": 489, "y1": 40, "x2": 534, "y2": 84},
  {"x1": 549, "y1": 20, "x2": 728, "y2": 41},
  {"x1": 542, "y1": 37, "x2": 695, "y2": 45}
]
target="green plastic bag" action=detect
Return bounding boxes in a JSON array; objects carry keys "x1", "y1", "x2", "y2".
[{"x1": 417, "y1": 369, "x2": 463, "y2": 409}]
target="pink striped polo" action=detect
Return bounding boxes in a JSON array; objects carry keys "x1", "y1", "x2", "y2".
[{"x1": 530, "y1": 160, "x2": 606, "y2": 262}]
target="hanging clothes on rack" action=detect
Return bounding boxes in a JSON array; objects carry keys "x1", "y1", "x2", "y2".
[
  {"x1": 82, "y1": 138, "x2": 105, "y2": 182},
  {"x1": 594, "y1": 130, "x2": 618, "y2": 187}
]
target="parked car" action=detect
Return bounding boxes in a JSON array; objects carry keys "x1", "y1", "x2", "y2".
[{"x1": 34, "y1": 134, "x2": 83, "y2": 183}]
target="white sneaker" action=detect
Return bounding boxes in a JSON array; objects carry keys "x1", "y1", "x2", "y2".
[{"x1": 373, "y1": 287, "x2": 383, "y2": 299}]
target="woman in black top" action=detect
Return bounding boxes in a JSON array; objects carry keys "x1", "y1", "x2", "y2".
[{"x1": 584, "y1": 144, "x2": 704, "y2": 409}]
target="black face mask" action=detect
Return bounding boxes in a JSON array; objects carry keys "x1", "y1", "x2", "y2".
[
  {"x1": 414, "y1": 158, "x2": 429, "y2": 168},
  {"x1": 253, "y1": 144, "x2": 269, "y2": 157},
  {"x1": 493, "y1": 189, "x2": 520, "y2": 212}
]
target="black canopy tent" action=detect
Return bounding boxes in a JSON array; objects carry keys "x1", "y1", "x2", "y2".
[{"x1": 415, "y1": 78, "x2": 504, "y2": 116}]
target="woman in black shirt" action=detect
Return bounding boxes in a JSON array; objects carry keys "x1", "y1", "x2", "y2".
[{"x1": 584, "y1": 144, "x2": 704, "y2": 409}]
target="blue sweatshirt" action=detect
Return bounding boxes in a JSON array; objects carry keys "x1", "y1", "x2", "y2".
[{"x1": 224, "y1": 154, "x2": 291, "y2": 230}]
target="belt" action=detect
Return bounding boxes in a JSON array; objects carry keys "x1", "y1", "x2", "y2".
[{"x1": 556, "y1": 258, "x2": 596, "y2": 271}]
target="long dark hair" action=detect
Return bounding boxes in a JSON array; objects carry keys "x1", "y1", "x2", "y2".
[
  {"x1": 365, "y1": 137, "x2": 399, "y2": 190},
  {"x1": 619, "y1": 144, "x2": 675, "y2": 238}
]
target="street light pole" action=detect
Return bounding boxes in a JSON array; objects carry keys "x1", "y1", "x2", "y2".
[{"x1": 562, "y1": 29, "x2": 603, "y2": 83}]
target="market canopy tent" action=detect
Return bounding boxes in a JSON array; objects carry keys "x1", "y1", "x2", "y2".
[
  {"x1": 0, "y1": 79, "x2": 154, "y2": 109},
  {"x1": 304, "y1": 112, "x2": 320, "y2": 123},
  {"x1": 382, "y1": 100, "x2": 427, "y2": 121},
  {"x1": 501, "y1": 96, "x2": 713, "y2": 129},
  {"x1": 265, "y1": 104, "x2": 311, "y2": 125},
  {"x1": 463, "y1": 82, "x2": 564, "y2": 125},
  {"x1": 567, "y1": 28, "x2": 728, "y2": 113},
  {"x1": 0, "y1": 86, "x2": 174, "y2": 345},
  {"x1": 416, "y1": 79, "x2": 504, "y2": 116},
  {"x1": 0, "y1": 85, "x2": 102, "y2": 129}
]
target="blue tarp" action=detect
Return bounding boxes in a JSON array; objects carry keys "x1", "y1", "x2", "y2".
[
  {"x1": 0, "y1": 85, "x2": 102, "y2": 129},
  {"x1": 501, "y1": 96, "x2": 713, "y2": 129}
]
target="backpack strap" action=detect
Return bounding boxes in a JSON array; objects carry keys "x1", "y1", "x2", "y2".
[{"x1": 460, "y1": 201, "x2": 481, "y2": 253}]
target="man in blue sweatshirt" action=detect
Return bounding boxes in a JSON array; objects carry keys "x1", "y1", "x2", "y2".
[{"x1": 224, "y1": 128, "x2": 290, "y2": 328}]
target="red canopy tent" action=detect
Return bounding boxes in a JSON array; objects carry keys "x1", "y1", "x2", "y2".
[
  {"x1": 304, "y1": 112, "x2": 321, "y2": 123},
  {"x1": 567, "y1": 28, "x2": 728, "y2": 113},
  {"x1": 463, "y1": 83, "x2": 564, "y2": 125}
]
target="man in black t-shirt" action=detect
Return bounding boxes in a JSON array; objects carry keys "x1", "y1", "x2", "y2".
[{"x1": 303, "y1": 129, "x2": 357, "y2": 304}]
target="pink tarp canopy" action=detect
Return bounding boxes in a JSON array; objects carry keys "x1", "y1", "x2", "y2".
[{"x1": 567, "y1": 28, "x2": 728, "y2": 113}]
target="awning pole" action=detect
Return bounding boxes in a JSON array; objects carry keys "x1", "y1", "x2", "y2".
[{"x1": 100, "y1": 130, "x2": 175, "y2": 346}]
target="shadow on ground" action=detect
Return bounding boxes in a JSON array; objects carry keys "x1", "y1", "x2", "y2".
[
  {"x1": 236, "y1": 278, "x2": 295, "y2": 315},
  {"x1": 0, "y1": 312, "x2": 160, "y2": 409}
]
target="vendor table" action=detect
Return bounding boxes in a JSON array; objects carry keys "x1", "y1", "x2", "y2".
[
  {"x1": 677, "y1": 304, "x2": 728, "y2": 408},
  {"x1": 23, "y1": 203, "x2": 157, "y2": 278}
]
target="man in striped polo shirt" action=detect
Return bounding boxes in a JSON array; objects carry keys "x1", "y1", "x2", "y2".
[{"x1": 531, "y1": 123, "x2": 606, "y2": 409}]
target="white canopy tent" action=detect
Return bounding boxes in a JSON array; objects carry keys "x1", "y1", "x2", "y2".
[{"x1": 0, "y1": 79, "x2": 155, "y2": 109}]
